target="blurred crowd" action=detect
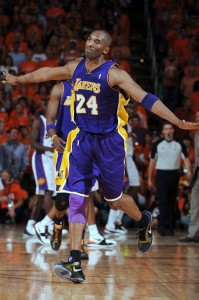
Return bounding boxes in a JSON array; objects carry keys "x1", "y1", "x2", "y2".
[{"x1": 0, "y1": 0, "x2": 198, "y2": 232}]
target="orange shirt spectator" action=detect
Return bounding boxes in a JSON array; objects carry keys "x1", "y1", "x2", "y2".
[
  {"x1": 0, "y1": 180, "x2": 27, "y2": 209},
  {"x1": 19, "y1": 49, "x2": 39, "y2": 74},
  {"x1": 46, "y1": 3, "x2": 65, "y2": 19},
  {"x1": 0, "y1": 120, "x2": 7, "y2": 143},
  {"x1": 7, "y1": 104, "x2": 29, "y2": 129},
  {"x1": 111, "y1": 36, "x2": 131, "y2": 59},
  {"x1": 162, "y1": 49, "x2": 180, "y2": 87},
  {"x1": 0, "y1": 111, "x2": 8, "y2": 127},
  {"x1": 180, "y1": 67, "x2": 199, "y2": 98},
  {"x1": 189, "y1": 80, "x2": 199, "y2": 113}
]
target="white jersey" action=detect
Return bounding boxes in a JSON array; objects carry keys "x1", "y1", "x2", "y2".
[{"x1": 38, "y1": 115, "x2": 53, "y2": 158}]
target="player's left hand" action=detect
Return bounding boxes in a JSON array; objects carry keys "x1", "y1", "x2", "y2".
[{"x1": 178, "y1": 120, "x2": 199, "y2": 130}]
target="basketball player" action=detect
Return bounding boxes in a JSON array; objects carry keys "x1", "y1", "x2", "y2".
[
  {"x1": 23, "y1": 102, "x2": 56, "y2": 242},
  {"x1": 2, "y1": 30, "x2": 199, "y2": 284},
  {"x1": 45, "y1": 80, "x2": 116, "y2": 251}
]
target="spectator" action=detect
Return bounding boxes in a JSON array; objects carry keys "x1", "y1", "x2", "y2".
[
  {"x1": 182, "y1": 136, "x2": 195, "y2": 166},
  {"x1": 63, "y1": 39, "x2": 80, "y2": 63},
  {"x1": 177, "y1": 182, "x2": 191, "y2": 229},
  {"x1": 180, "y1": 66, "x2": 199, "y2": 98},
  {"x1": 7, "y1": 103, "x2": 29, "y2": 129},
  {"x1": 129, "y1": 114, "x2": 148, "y2": 146},
  {"x1": 32, "y1": 44, "x2": 47, "y2": 63},
  {"x1": 8, "y1": 41, "x2": 26, "y2": 67},
  {"x1": 0, "y1": 119, "x2": 7, "y2": 144},
  {"x1": 0, "y1": 169, "x2": 28, "y2": 224},
  {"x1": 189, "y1": 80, "x2": 199, "y2": 113},
  {"x1": 161, "y1": 48, "x2": 180, "y2": 110},
  {"x1": 0, "y1": 127, "x2": 29, "y2": 180},
  {"x1": 19, "y1": 49, "x2": 38, "y2": 74},
  {"x1": 0, "y1": 54, "x2": 18, "y2": 74}
]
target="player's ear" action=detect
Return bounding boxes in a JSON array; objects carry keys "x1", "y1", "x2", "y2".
[{"x1": 103, "y1": 47, "x2": 110, "y2": 55}]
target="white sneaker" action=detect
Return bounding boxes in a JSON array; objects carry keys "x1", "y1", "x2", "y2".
[
  {"x1": 34, "y1": 222, "x2": 50, "y2": 244},
  {"x1": 87, "y1": 235, "x2": 117, "y2": 248},
  {"x1": 104, "y1": 224, "x2": 128, "y2": 235},
  {"x1": 23, "y1": 223, "x2": 36, "y2": 237}
]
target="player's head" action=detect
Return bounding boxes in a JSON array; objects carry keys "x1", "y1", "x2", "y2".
[{"x1": 85, "y1": 30, "x2": 112, "y2": 60}]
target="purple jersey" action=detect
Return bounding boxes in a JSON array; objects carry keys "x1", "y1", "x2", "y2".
[
  {"x1": 72, "y1": 58, "x2": 121, "y2": 134},
  {"x1": 55, "y1": 81, "x2": 76, "y2": 141}
]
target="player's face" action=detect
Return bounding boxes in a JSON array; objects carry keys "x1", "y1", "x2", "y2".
[{"x1": 85, "y1": 32, "x2": 108, "y2": 60}]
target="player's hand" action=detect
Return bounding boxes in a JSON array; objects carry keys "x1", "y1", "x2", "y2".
[
  {"x1": 1, "y1": 71, "x2": 18, "y2": 85},
  {"x1": 178, "y1": 120, "x2": 199, "y2": 130},
  {"x1": 53, "y1": 136, "x2": 65, "y2": 152}
]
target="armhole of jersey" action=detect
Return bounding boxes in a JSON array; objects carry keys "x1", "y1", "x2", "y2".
[
  {"x1": 107, "y1": 63, "x2": 120, "y2": 92},
  {"x1": 72, "y1": 57, "x2": 85, "y2": 83}
]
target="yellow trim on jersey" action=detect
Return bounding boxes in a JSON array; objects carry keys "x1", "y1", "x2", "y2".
[
  {"x1": 117, "y1": 126, "x2": 128, "y2": 153},
  {"x1": 70, "y1": 89, "x2": 76, "y2": 124},
  {"x1": 117, "y1": 93, "x2": 129, "y2": 128},
  {"x1": 57, "y1": 127, "x2": 80, "y2": 190}
]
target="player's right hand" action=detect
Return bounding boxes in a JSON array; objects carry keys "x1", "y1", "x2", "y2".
[
  {"x1": 52, "y1": 136, "x2": 65, "y2": 152},
  {"x1": 1, "y1": 71, "x2": 18, "y2": 85}
]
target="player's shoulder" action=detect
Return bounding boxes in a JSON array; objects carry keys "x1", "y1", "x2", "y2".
[{"x1": 65, "y1": 57, "x2": 84, "y2": 74}]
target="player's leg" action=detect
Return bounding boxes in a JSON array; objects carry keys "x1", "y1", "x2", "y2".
[
  {"x1": 99, "y1": 130, "x2": 153, "y2": 253},
  {"x1": 86, "y1": 191, "x2": 117, "y2": 248}
]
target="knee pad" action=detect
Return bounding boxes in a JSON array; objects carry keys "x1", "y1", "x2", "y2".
[
  {"x1": 69, "y1": 194, "x2": 86, "y2": 224},
  {"x1": 55, "y1": 193, "x2": 69, "y2": 211}
]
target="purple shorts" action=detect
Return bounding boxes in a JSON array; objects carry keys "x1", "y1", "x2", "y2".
[{"x1": 60, "y1": 128, "x2": 127, "y2": 200}]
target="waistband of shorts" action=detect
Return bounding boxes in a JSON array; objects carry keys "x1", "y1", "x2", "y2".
[{"x1": 81, "y1": 129, "x2": 117, "y2": 139}]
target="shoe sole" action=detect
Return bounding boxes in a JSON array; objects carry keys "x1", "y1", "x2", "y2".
[
  {"x1": 34, "y1": 224, "x2": 50, "y2": 245},
  {"x1": 52, "y1": 265, "x2": 85, "y2": 283}
]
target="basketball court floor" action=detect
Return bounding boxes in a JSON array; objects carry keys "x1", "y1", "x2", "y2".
[{"x1": 0, "y1": 224, "x2": 198, "y2": 300}]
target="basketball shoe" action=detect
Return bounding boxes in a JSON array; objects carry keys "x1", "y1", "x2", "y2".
[
  {"x1": 48, "y1": 222, "x2": 68, "y2": 236},
  {"x1": 23, "y1": 221, "x2": 36, "y2": 237},
  {"x1": 136, "y1": 211, "x2": 153, "y2": 253},
  {"x1": 80, "y1": 240, "x2": 89, "y2": 260},
  {"x1": 104, "y1": 224, "x2": 127, "y2": 235},
  {"x1": 87, "y1": 235, "x2": 117, "y2": 249},
  {"x1": 34, "y1": 222, "x2": 50, "y2": 244},
  {"x1": 51, "y1": 223, "x2": 62, "y2": 250},
  {"x1": 53, "y1": 258, "x2": 85, "y2": 283}
]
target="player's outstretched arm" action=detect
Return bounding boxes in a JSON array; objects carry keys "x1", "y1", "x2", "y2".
[
  {"x1": 1, "y1": 59, "x2": 80, "y2": 85},
  {"x1": 109, "y1": 67, "x2": 199, "y2": 130}
]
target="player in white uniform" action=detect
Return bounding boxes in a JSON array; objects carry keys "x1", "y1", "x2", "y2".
[{"x1": 24, "y1": 110, "x2": 56, "y2": 241}]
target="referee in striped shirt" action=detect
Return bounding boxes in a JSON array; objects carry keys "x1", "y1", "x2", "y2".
[{"x1": 148, "y1": 122, "x2": 192, "y2": 236}]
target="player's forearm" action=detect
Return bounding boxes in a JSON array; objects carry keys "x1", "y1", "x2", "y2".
[
  {"x1": 16, "y1": 68, "x2": 53, "y2": 84},
  {"x1": 31, "y1": 141, "x2": 51, "y2": 152},
  {"x1": 151, "y1": 100, "x2": 180, "y2": 127}
]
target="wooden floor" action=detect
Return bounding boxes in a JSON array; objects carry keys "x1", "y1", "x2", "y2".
[{"x1": 0, "y1": 225, "x2": 199, "y2": 300}]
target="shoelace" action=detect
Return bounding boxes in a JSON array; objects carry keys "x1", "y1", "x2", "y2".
[{"x1": 54, "y1": 227, "x2": 61, "y2": 243}]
